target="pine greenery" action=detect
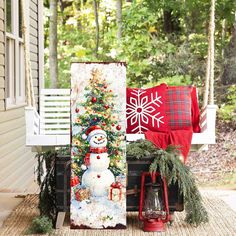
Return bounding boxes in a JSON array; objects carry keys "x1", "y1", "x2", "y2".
[
  {"x1": 127, "y1": 140, "x2": 209, "y2": 226},
  {"x1": 36, "y1": 151, "x2": 57, "y2": 224}
]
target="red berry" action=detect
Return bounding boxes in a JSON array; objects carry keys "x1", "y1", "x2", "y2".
[
  {"x1": 97, "y1": 174, "x2": 101, "y2": 178},
  {"x1": 97, "y1": 155, "x2": 100, "y2": 159},
  {"x1": 116, "y1": 125, "x2": 121, "y2": 131},
  {"x1": 104, "y1": 104, "x2": 109, "y2": 109},
  {"x1": 112, "y1": 123, "x2": 115, "y2": 127},
  {"x1": 104, "y1": 85, "x2": 107, "y2": 89},
  {"x1": 75, "y1": 108, "x2": 79, "y2": 113},
  {"x1": 102, "y1": 122, "x2": 106, "y2": 126},
  {"x1": 91, "y1": 97, "x2": 97, "y2": 103},
  {"x1": 93, "y1": 117, "x2": 97, "y2": 121}
]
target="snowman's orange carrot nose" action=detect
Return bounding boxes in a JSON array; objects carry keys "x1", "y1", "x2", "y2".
[{"x1": 98, "y1": 137, "x2": 104, "y2": 141}]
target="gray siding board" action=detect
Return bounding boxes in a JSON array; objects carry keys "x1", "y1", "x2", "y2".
[
  {"x1": 0, "y1": 88, "x2": 4, "y2": 99},
  {"x1": 0, "y1": 151, "x2": 34, "y2": 188},
  {"x1": 0, "y1": 42, "x2": 4, "y2": 53},
  {"x1": 0, "y1": 0, "x2": 3, "y2": 98},
  {"x1": 0, "y1": 54, "x2": 4, "y2": 65},
  {"x1": 0, "y1": 100, "x2": 3, "y2": 110},
  {"x1": 0, "y1": 116, "x2": 25, "y2": 135},
  {"x1": 0, "y1": 107, "x2": 25, "y2": 123},
  {"x1": 0, "y1": 0, "x2": 4, "y2": 9},
  {"x1": 0, "y1": 135, "x2": 26, "y2": 159},
  {"x1": 7, "y1": 155, "x2": 35, "y2": 191},
  {"x1": 30, "y1": 1, "x2": 38, "y2": 13},
  {"x1": 30, "y1": 17, "x2": 38, "y2": 30},
  {"x1": 0, "y1": 19, "x2": 4, "y2": 31},
  {"x1": 33, "y1": 87, "x2": 39, "y2": 95},
  {"x1": 30, "y1": 9, "x2": 38, "y2": 20},
  {"x1": 0, "y1": 8, "x2": 3, "y2": 19},
  {"x1": 0, "y1": 65, "x2": 4, "y2": 76},
  {"x1": 32, "y1": 69, "x2": 38, "y2": 78},
  {"x1": 0, "y1": 125, "x2": 26, "y2": 146},
  {"x1": 30, "y1": 44, "x2": 38, "y2": 54},
  {"x1": 33, "y1": 78, "x2": 39, "y2": 87},
  {"x1": 0, "y1": 31, "x2": 4, "y2": 42},
  {"x1": 0, "y1": 76, "x2": 4, "y2": 87},
  {"x1": 31, "y1": 61, "x2": 38, "y2": 70},
  {"x1": 0, "y1": 0, "x2": 40, "y2": 193},
  {"x1": 0, "y1": 148, "x2": 31, "y2": 175},
  {"x1": 31, "y1": 0, "x2": 38, "y2": 5},
  {"x1": 0, "y1": 145, "x2": 27, "y2": 174},
  {"x1": 30, "y1": 52, "x2": 38, "y2": 62},
  {"x1": 30, "y1": 35, "x2": 38, "y2": 46},
  {"x1": 30, "y1": 27, "x2": 38, "y2": 37}
]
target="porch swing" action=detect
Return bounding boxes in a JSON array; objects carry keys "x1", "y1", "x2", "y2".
[
  {"x1": 23, "y1": 8, "x2": 217, "y2": 151},
  {"x1": 25, "y1": 87, "x2": 217, "y2": 151}
]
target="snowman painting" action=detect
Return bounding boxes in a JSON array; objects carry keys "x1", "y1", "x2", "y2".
[
  {"x1": 81, "y1": 125, "x2": 115, "y2": 197},
  {"x1": 71, "y1": 63, "x2": 126, "y2": 229}
]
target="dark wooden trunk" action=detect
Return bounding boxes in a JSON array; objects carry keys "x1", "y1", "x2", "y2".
[
  {"x1": 55, "y1": 155, "x2": 70, "y2": 212},
  {"x1": 55, "y1": 155, "x2": 184, "y2": 213},
  {"x1": 127, "y1": 157, "x2": 184, "y2": 212}
]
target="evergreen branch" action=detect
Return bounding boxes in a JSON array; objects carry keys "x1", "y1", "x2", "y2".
[{"x1": 127, "y1": 140, "x2": 209, "y2": 226}]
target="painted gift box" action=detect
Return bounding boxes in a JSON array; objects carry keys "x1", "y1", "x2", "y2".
[
  {"x1": 108, "y1": 182, "x2": 124, "y2": 201},
  {"x1": 75, "y1": 188, "x2": 90, "y2": 201}
]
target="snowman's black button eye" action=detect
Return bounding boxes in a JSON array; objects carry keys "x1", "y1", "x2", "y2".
[
  {"x1": 95, "y1": 136, "x2": 97, "y2": 138},
  {"x1": 100, "y1": 136, "x2": 102, "y2": 138}
]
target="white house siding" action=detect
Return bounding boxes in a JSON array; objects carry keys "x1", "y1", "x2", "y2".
[{"x1": 0, "y1": 0, "x2": 42, "y2": 193}]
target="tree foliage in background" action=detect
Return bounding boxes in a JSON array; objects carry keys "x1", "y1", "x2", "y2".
[{"x1": 43, "y1": 0, "x2": 236, "y2": 120}]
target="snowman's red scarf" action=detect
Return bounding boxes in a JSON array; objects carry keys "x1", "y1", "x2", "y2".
[{"x1": 89, "y1": 147, "x2": 108, "y2": 154}]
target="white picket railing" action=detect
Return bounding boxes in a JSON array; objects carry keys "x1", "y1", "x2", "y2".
[{"x1": 25, "y1": 89, "x2": 217, "y2": 147}]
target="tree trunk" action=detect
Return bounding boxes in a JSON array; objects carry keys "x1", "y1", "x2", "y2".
[
  {"x1": 209, "y1": 0, "x2": 215, "y2": 105},
  {"x1": 221, "y1": 19, "x2": 226, "y2": 58},
  {"x1": 116, "y1": 0, "x2": 122, "y2": 43},
  {"x1": 163, "y1": 9, "x2": 180, "y2": 34},
  {"x1": 93, "y1": 0, "x2": 99, "y2": 57},
  {"x1": 49, "y1": 0, "x2": 58, "y2": 88},
  {"x1": 163, "y1": 10, "x2": 173, "y2": 33},
  {"x1": 221, "y1": 16, "x2": 236, "y2": 85},
  {"x1": 203, "y1": 0, "x2": 215, "y2": 108}
]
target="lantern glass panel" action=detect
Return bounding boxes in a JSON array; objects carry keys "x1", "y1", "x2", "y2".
[{"x1": 144, "y1": 183, "x2": 165, "y2": 219}]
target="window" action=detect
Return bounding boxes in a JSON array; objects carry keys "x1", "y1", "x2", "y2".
[{"x1": 5, "y1": 0, "x2": 26, "y2": 108}]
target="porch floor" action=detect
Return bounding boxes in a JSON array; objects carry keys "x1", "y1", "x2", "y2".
[{"x1": 0, "y1": 190, "x2": 236, "y2": 236}]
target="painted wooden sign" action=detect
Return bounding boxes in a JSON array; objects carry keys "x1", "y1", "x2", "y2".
[{"x1": 70, "y1": 62, "x2": 126, "y2": 229}]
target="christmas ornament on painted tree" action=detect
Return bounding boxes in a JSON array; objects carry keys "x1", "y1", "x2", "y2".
[{"x1": 72, "y1": 68, "x2": 125, "y2": 190}]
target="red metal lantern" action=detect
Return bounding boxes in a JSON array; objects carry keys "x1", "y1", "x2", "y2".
[{"x1": 139, "y1": 172, "x2": 170, "y2": 232}]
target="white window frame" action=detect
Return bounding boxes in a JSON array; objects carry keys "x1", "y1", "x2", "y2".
[{"x1": 5, "y1": 0, "x2": 29, "y2": 109}]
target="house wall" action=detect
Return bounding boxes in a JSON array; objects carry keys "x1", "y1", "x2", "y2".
[{"x1": 0, "y1": 0, "x2": 42, "y2": 193}]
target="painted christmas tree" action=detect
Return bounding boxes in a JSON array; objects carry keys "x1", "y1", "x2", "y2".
[{"x1": 71, "y1": 68, "x2": 125, "y2": 182}]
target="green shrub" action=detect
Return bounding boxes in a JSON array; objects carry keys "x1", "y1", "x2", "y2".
[
  {"x1": 218, "y1": 85, "x2": 236, "y2": 123},
  {"x1": 26, "y1": 216, "x2": 53, "y2": 234}
]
